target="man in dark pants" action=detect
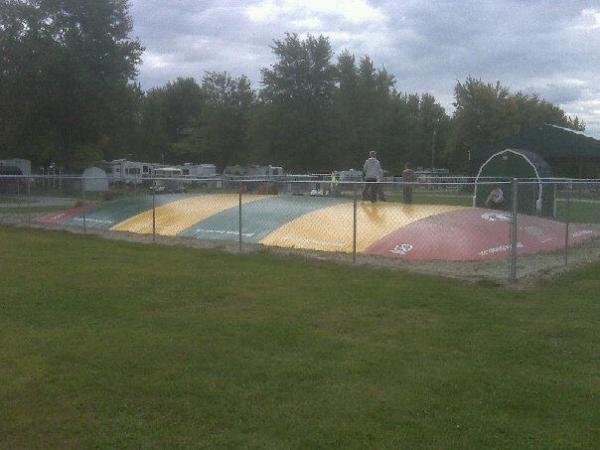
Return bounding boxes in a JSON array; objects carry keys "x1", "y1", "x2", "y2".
[
  {"x1": 402, "y1": 162, "x2": 415, "y2": 204},
  {"x1": 362, "y1": 150, "x2": 385, "y2": 202}
]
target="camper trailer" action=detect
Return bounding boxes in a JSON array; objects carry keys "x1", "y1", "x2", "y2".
[
  {"x1": 246, "y1": 165, "x2": 284, "y2": 178},
  {"x1": 152, "y1": 167, "x2": 184, "y2": 193},
  {"x1": 177, "y1": 163, "x2": 217, "y2": 178},
  {"x1": 105, "y1": 160, "x2": 156, "y2": 184},
  {"x1": 223, "y1": 165, "x2": 284, "y2": 179},
  {"x1": 338, "y1": 169, "x2": 362, "y2": 182},
  {"x1": 0, "y1": 159, "x2": 32, "y2": 194},
  {"x1": 0, "y1": 158, "x2": 31, "y2": 176},
  {"x1": 223, "y1": 165, "x2": 247, "y2": 176}
]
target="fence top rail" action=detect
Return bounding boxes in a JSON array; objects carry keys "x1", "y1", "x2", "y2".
[
  {"x1": 517, "y1": 179, "x2": 600, "y2": 185},
  {"x1": 1, "y1": 174, "x2": 599, "y2": 185},
  {"x1": 0, "y1": 174, "x2": 507, "y2": 185}
]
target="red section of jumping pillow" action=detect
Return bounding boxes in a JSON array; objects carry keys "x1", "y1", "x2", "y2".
[
  {"x1": 365, "y1": 208, "x2": 599, "y2": 261},
  {"x1": 37, "y1": 204, "x2": 97, "y2": 225}
]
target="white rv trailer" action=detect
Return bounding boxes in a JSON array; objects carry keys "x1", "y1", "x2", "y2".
[
  {"x1": 223, "y1": 164, "x2": 284, "y2": 179},
  {"x1": 246, "y1": 165, "x2": 284, "y2": 177},
  {"x1": 177, "y1": 163, "x2": 217, "y2": 178},
  {"x1": 105, "y1": 160, "x2": 158, "y2": 184},
  {"x1": 0, "y1": 158, "x2": 31, "y2": 176},
  {"x1": 223, "y1": 164, "x2": 246, "y2": 176},
  {"x1": 338, "y1": 169, "x2": 362, "y2": 182},
  {"x1": 152, "y1": 167, "x2": 185, "y2": 193}
]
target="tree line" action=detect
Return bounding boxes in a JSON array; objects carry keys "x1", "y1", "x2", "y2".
[{"x1": 1, "y1": 1, "x2": 584, "y2": 174}]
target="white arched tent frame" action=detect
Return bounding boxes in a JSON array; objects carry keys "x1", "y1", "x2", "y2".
[{"x1": 473, "y1": 148, "x2": 543, "y2": 213}]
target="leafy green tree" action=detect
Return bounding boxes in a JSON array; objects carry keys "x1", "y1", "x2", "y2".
[
  {"x1": 354, "y1": 57, "x2": 395, "y2": 164},
  {"x1": 0, "y1": 0, "x2": 143, "y2": 169},
  {"x1": 447, "y1": 76, "x2": 585, "y2": 171},
  {"x1": 139, "y1": 77, "x2": 204, "y2": 163},
  {"x1": 101, "y1": 82, "x2": 144, "y2": 162},
  {"x1": 330, "y1": 51, "x2": 360, "y2": 168},
  {"x1": 174, "y1": 72, "x2": 254, "y2": 169},
  {"x1": 258, "y1": 33, "x2": 337, "y2": 171},
  {"x1": 411, "y1": 93, "x2": 450, "y2": 169},
  {"x1": 330, "y1": 53, "x2": 402, "y2": 171}
]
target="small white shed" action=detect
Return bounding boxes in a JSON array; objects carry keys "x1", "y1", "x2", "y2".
[{"x1": 82, "y1": 167, "x2": 108, "y2": 192}]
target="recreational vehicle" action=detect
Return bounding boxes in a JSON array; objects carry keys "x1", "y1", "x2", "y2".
[
  {"x1": 177, "y1": 163, "x2": 217, "y2": 178},
  {"x1": 223, "y1": 165, "x2": 285, "y2": 179},
  {"x1": 0, "y1": 158, "x2": 31, "y2": 176},
  {"x1": 152, "y1": 167, "x2": 185, "y2": 193},
  {"x1": 338, "y1": 169, "x2": 363, "y2": 182},
  {"x1": 246, "y1": 165, "x2": 284, "y2": 178},
  {"x1": 105, "y1": 160, "x2": 156, "y2": 184},
  {"x1": 223, "y1": 165, "x2": 284, "y2": 179},
  {"x1": 223, "y1": 165, "x2": 246, "y2": 176}
]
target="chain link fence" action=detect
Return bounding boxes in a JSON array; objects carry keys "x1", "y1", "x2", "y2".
[{"x1": 1, "y1": 175, "x2": 599, "y2": 282}]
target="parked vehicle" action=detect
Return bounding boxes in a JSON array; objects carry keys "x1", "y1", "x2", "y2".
[
  {"x1": 338, "y1": 169, "x2": 363, "y2": 182},
  {"x1": 224, "y1": 164, "x2": 285, "y2": 179},
  {"x1": 104, "y1": 160, "x2": 157, "y2": 185},
  {"x1": 152, "y1": 167, "x2": 185, "y2": 193},
  {"x1": 0, "y1": 158, "x2": 31, "y2": 176},
  {"x1": 246, "y1": 165, "x2": 284, "y2": 178},
  {"x1": 177, "y1": 163, "x2": 217, "y2": 178}
]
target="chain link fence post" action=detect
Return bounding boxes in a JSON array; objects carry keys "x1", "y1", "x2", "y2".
[
  {"x1": 26, "y1": 176, "x2": 32, "y2": 225},
  {"x1": 16, "y1": 176, "x2": 22, "y2": 210},
  {"x1": 152, "y1": 177, "x2": 156, "y2": 242},
  {"x1": 0, "y1": 178, "x2": 3, "y2": 223},
  {"x1": 352, "y1": 183, "x2": 357, "y2": 263},
  {"x1": 509, "y1": 178, "x2": 519, "y2": 282},
  {"x1": 564, "y1": 180, "x2": 572, "y2": 265},
  {"x1": 238, "y1": 181, "x2": 243, "y2": 253},
  {"x1": 81, "y1": 177, "x2": 87, "y2": 234}
]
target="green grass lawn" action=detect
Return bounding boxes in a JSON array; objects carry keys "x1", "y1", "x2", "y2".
[
  {"x1": 385, "y1": 190, "x2": 473, "y2": 207},
  {"x1": 2, "y1": 227, "x2": 600, "y2": 448},
  {"x1": 0, "y1": 205, "x2": 73, "y2": 214},
  {"x1": 555, "y1": 199, "x2": 600, "y2": 224}
]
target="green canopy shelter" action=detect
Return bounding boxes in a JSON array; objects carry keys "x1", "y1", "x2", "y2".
[
  {"x1": 474, "y1": 148, "x2": 555, "y2": 217},
  {"x1": 471, "y1": 124, "x2": 600, "y2": 178}
]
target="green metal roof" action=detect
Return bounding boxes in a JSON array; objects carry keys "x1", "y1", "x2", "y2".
[{"x1": 472, "y1": 124, "x2": 600, "y2": 162}]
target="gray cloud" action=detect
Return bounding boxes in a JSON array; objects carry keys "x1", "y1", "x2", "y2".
[
  {"x1": 524, "y1": 83, "x2": 586, "y2": 105},
  {"x1": 129, "y1": 0, "x2": 600, "y2": 137}
]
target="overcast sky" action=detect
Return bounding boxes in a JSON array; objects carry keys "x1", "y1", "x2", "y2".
[{"x1": 129, "y1": 0, "x2": 600, "y2": 137}]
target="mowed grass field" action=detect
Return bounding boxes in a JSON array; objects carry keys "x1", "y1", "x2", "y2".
[{"x1": 2, "y1": 227, "x2": 600, "y2": 449}]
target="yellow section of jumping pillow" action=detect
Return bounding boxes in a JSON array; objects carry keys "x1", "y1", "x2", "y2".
[
  {"x1": 260, "y1": 202, "x2": 464, "y2": 253},
  {"x1": 111, "y1": 194, "x2": 266, "y2": 236}
]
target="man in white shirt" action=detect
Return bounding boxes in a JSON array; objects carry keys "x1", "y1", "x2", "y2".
[{"x1": 362, "y1": 150, "x2": 385, "y2": 202}]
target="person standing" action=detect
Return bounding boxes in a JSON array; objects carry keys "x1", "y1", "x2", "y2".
[
  {"x1": 363, "y1": 150, "x2": 385, "y2": 202},
  {"x1": 328, "y1": 171, "x2": 340, "y2": 197},
  {"x1": 402, "y1": 162, "x2": 415, "y2": 204}
]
